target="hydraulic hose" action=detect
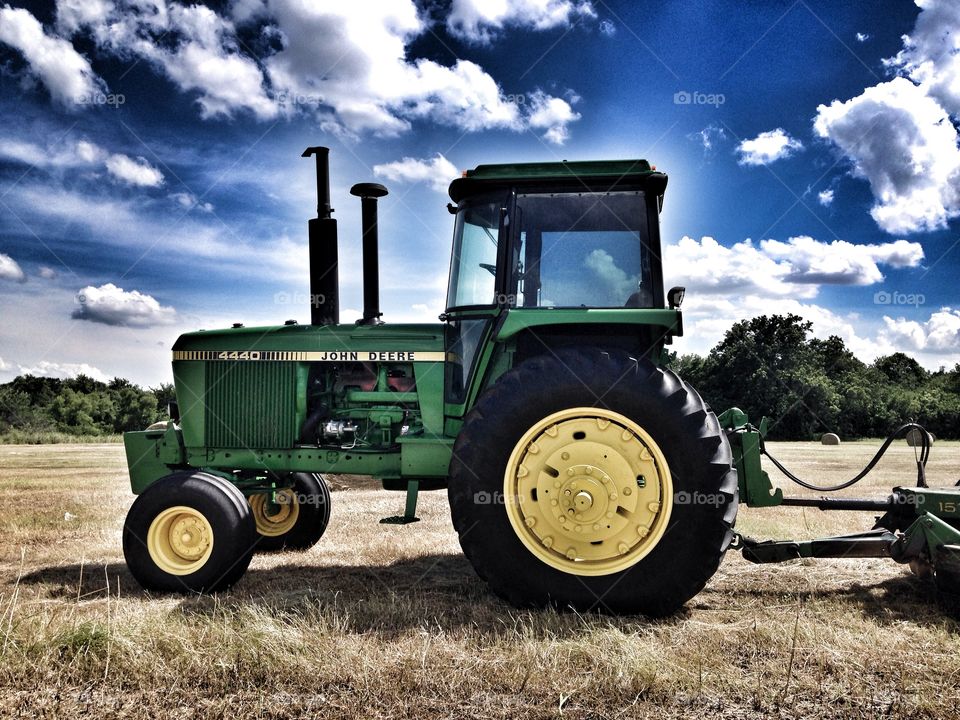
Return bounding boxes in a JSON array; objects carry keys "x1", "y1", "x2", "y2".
[{"x1": 759, "y1": 422, "x2": 930, "y2": 492}]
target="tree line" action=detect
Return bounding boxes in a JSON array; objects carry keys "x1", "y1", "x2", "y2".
[
  {"x1": 667, "y1": 314, "x2": 960, "y2": 440},
  {"x1": 0, "y1": 314, "x2": 957, "y2": 441},
  {"x1": 0, "y1": 374, "x2": 174, "y2": 438}
]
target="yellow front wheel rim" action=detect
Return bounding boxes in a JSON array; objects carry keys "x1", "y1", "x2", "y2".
[
  {"x1": 503, "y1": 407, "x2": 673, "y2": 576},
  {"x1": 147, "y1": 506, "x2": 214, "y2": 576},
  {"x1": 249, "y1": 489, "x2": 300, "y2": 537}
]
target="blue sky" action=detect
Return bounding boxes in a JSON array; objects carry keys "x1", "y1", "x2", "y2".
[{"x1": 0, "y1": 0, "x2": 958, "y2": 386}]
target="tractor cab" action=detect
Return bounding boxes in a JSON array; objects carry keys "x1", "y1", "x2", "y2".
[
  {"x1": 446, "y1": 160, "x2": 668, "y2": 311},
  {"x1": 443, "y1": 160, "x2": 675, "y2": 405}
]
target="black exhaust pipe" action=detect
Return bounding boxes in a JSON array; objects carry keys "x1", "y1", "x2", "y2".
[
  {"x1": 302, "y1": 147, "x2": 339, "y2": 326},
  {"x1": 350, "y1": 182, "x2": 389, "y2": 325}
]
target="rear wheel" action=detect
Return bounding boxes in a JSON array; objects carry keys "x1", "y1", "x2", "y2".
[
  {"x1": 123, "y1": 471, "x2": 256, "y2": 593},
  {"x1": 448, "y1": 349, "x2": 738, "y2": 616},
  {"x1": 248, "y1": 473, "x2": 331, "y2": 552}
]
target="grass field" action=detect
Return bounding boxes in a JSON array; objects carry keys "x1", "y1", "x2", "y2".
[{"x1": 1, "y1": 442, "x2": 959, "y2": 719}]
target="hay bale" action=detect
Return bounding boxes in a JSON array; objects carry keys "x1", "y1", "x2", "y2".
[
  {"x1": 821, "y1": 433, "x2": 841, "y2": 446},
  {"x1": 906, "y1": 428, "x2": 934, "y2": 446}
]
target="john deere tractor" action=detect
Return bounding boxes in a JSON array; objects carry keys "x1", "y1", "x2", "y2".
[{"x1": 122, "y1": 147, "x2": 960, "y2": 615}]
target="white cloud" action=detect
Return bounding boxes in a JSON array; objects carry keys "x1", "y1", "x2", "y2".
[
  {"x1": 42, "y1": 0, "x2": 582, "y2": 140},
  {"x1": 818, "y1": 189, "x2": 835, "y2": 206},
  {"x1": 170, "y1": 191, "x2": 214, "y2": 212},
  {"x1": 599, "y1": 19, "x2": 616, "y2": 36},
  {"x1": 736, "y1": 128, "x2": 804, "y2": 166},
  {"x1": 15, "y1": 360, "x2": 109, "y2": 382},
  {"x1": 0, "y1": 5, "x2": 104, "y2": 106},
  {"x1": 814, "y1": 77, "x2": 960, "y2": 234},
  {"x1": 665, "y1": 235, "x2": 923, "y2": 300},
  {"x1": 886, "y1": 0, "x2": 960, "y2": 118},
  {"x1": 447, "y1": 0, "x2": 596, "y2": 44},
  {"x1": 38, "y1": 266, "x2": 57, "y2": 279},
  {"x1": 881, "y1": 308, "x2": 960, "y2": 353},
  {"x1": 526, "y1": 90, "x2": 581, "y2": 144},
  {"x1": 0, "y1": 252, "x2": 26, "y2": 283},
  {"x1": 585, "y1": 248, "x2": 636, "y2": 298},
  {"x1": 0, "y1": 135, "x2": 165, "y2": 187},
  {"x1": 373, "y1": 154, "x2": 459, "y2": 193},
  {"x1": 0, "y1": 356, "x2": 8, "y2": 371},
  {"x1": 103, "y1": 153, "x2": 164, "y2": 187},
  {"x1": 72, "y1": 283, "x2": 177, "y2": 328},
  {"x1": 856, "y1": 32, "x2": 870, "y2": 43}
]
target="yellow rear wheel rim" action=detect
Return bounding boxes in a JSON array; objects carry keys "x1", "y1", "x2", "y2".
[
  {"x1": 503, "y1": 407, "x2": 673, "y2": 576},
  {"x1": 249, "y1": 489, "x2": 300, "y2": 537},
  {"x1": 147, "y1": 506, "x2": 214, "y2": 576}
]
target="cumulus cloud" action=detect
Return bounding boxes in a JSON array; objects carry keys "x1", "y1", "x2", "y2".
[
  {"x1": 736, "y1": 128, "x2": 804, "y2": 166},
  {"x1": 526, "y1": 90, "x2": 581, "y2": 144},
  {"x1": 103, "y1": 153, "x2": 164, "y2": 187},
  {"x1": 447, "y1": 0, "x2": 596, "y2": 44},
  {"x1": 886, "y1": 0, "x2": 960, "y2": 118},
  {"x1": 585, "y1": 249, "x2": 636, "y2": 298},
  {"x1": 0, "y1": 135, "x2": 164, "y2": 187},
  {"x1": 72, "y1": 283, "x2": 177, "y2": 327},
  {"x1": 0, "y1": 5, "x2": 105, "y2": 106},
  {"x1": 16, "y1": 360, "x2": 109, "y2": 382},
  {"x1": 665, "y1": 235, "x2": 923, "y2": 300},
  {"x1": 856, "y1": 32, "x2": 870, "y2": 43},
  {"x1": 818, "y1": 189, "x2": 835, "y2": 206},
  {"x1": 0, "y1": 252, "x2": 26, "y2": 283},
  {"x1": 881, "y1": 308, "x2": 960, "y2": 353},
  {"x1": 170, "y1": 191, "x2": 213, "y2": 212},
  {"x1": 38, "y1": 266, "x2": 57, "y2": 279},
  {"x1": 373, "y1": 154, "x2": 459, "y2": 193},
  {"x1": 814, "y1": 77, "x2": 960, "y2": 234},
  {"x1": 29, "y1": 1, "x2": 582, "y2": 141}
]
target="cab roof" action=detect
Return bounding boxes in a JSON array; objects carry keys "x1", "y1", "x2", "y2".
[{"x1": 448, "y1": 159, "x2": 667, "y2": 202}]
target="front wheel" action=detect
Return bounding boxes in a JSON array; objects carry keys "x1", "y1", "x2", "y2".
[
  {"x1": 448, "y1": 349, "x2": 738, "y2": 616},
  {"x1": 123, "y1": 471, "x2": 256, "y2": 593}
]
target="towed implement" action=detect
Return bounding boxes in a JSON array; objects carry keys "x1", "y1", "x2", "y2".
[{"x1": 121, "y1": 147, "x2": 960, "y2": 615}]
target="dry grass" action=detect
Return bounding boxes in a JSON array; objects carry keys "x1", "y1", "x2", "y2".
[{"x1": 1, "y1": 441, "x2": 959, "y2": 719}]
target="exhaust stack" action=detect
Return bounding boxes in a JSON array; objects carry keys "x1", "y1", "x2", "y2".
[
  {"x1": 350, "y1": 182, "x2": 389, "y2": 325},
  {"x1": 302, "y1": 146, "x2": 339, "y2": 326}
]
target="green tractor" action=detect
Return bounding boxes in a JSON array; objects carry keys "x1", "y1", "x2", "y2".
[{"x1": 122, "y1": 147, "x2": 960, "y2": 615}]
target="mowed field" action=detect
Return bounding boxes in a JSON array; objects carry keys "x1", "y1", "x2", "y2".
[{"x1": 0, "y1": 442, "x2": 959, "y2": 719}]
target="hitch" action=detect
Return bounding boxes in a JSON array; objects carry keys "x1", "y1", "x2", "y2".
[{"x1": 720, "y1": 408, "x2": 960, "y2": 590}]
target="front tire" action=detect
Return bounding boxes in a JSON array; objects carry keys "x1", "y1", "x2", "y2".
[
  {"x1": 123, "y1": 471, "x2": 256, "y2": 593},
  {"x1": 448, "y1": 349, "x2": 738, "y2": 616}
]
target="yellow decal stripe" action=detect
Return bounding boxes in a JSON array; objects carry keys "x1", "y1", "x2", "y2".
[{"x1": 173, "y1": 350, "x2": 448, "y2": 362}]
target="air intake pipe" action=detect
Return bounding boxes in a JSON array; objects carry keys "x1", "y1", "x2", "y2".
[
  {"x1": 302, "y1": 146, "x2": 339, "y2": 326},
  {"x1": 350, "y1": 182, "x2": 389, "y2": 325}
]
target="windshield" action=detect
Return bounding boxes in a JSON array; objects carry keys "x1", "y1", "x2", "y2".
[
  {"x1": 446, "y1": 191, "x2": 507, "y2": 309},
  {"x1": 512, "y1": 191, "x2": 653, "y2": 308}
]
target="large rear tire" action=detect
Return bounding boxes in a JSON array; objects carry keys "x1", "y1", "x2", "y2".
[
  {"x1": 448, "y1": 349, "x2": 738, "y2": 616},
  {"x1": 123, "y1": 471, "x2": 256, "y2": 593},
  {"x1": 248, "y1": 473, "x2": 331, "y2": 552}
]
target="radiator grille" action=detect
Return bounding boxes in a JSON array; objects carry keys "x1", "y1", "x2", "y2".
[{"x1": 203, "y1": 362, "x2": 298, "y2": 449}]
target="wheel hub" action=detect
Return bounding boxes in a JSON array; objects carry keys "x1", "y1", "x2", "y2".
[
  {"x1": 249, "y1": 488, "x2": 300, "y2": 537},
  {"x1": 146, "y1": 505, "x2": 215, "y2": 576},
  {"x1": 503, "y1": 408, "x2": 673, "y2": 576}
]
